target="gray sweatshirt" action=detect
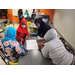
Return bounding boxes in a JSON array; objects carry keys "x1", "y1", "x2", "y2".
[
  {"x1": 41, "y1": 38, "x2": 73, "y2": 65},
  {"x1": 41, "y1": 29, "x2": 73, "y2": 65},
  {"x1": 36, "y1": 12, "x2": 41, "y2": 19}
]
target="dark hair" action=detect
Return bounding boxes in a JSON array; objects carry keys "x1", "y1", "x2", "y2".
[
  {"x1": 18, "y1": 9, "x2": 23, "y2": 17},
  {"x1": 26, "y1": 10, "x2": 28, "y2": 12},
  {"x1": 33, "y1": 9, "x2": 35, "y2": 11},
  {"x1": 38, "y1": 9, "x2": 40, "y2": 12},
  {"x1": 44, "y1": 16, "x2": 47, "y2": 19}
]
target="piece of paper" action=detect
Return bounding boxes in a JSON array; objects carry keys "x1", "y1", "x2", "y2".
[
  {"x1": 26, "y1": 40, "x2": 38, "y2": 50},
  {"x1": 37, "y1": 36, "x2": 44, "y2": 40},
  {"x1": 24, "y1": 15, "x2": 27, "y2": 18}
]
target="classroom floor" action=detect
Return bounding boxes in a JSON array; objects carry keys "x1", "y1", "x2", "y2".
[{"x1": 0, "y1": 23, "x2": 61, "y2": 65}]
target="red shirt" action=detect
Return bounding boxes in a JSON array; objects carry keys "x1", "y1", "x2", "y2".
[{"x1": 16, "y1": 19, "x2": 29, "y2": 45}]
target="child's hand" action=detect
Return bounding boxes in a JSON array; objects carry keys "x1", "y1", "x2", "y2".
[
  {"x1": 31, "y1": 19, "x2": 34, "y2": 22},
  {"x1": 42, "y1": 40, "x2": 46, "y2": 43},
  {"x1": 25, "y1": 36, "x2": 29, "y2": 40},
  {"x1": 38, "y1": 43, "x2": 41, "y2": 48},
  {"x1": 38, "y1": 43, "x2": 43, "y2": 49},
  {"x1": 15, "y1": 37, "x2": 18, "y2": 41},
  {"x1": 26, "y1": 37, "x2": 29, "y2": 40},
  {"x1": 20, "y1": 38, "x2": 24, "y2": 41},
  {"x1": 30, "y1": 33, "x2": 32, "y2": 36},
  {"x1": 41, "y1": 42, "x2": 44, "y2": 46}
]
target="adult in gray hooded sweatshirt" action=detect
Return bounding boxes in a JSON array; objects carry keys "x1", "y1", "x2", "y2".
[{"x1": 38, "y1": 29, "x2": 75, "y2": 65}]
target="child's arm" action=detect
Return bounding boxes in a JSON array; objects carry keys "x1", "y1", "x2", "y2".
[
  {"x1": 38, "y1": 43, "x2": 44, "y2": 49},
  {"x1": 42, "y1": 40, "x2": 46, "y2": 43},
  {"x1": 13, "y1": 41, "x2": 28, "y2": 56},
  {"x1": 25, "y1": 35, "x2": 29, "y2": 40},
  {"x1": 41, "y1": 44, "x2": 49, "y2": 58},
  {"x1": 16, "y1": 32, "x2": 21, "y2": 41},
  {"x1": 30, "y1": 33, "x2": 38, "y2": 36}
]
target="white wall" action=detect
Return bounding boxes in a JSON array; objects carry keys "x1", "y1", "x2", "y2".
[
  {"x1": 53, "y1": 9, "x2": 75, "y2": 49},
  {"x1": 12, "y1": 9, "x2": 33, "y2": 17}
]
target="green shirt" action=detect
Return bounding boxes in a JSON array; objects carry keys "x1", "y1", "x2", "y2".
[
  {"x1": 25, "y1": 12, "x2": 29, "y2": 18},
  {"x1": 34, "y1": 17, "x2": 36, "y2": 20}
]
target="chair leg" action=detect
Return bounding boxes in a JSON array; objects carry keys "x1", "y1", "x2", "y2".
[
  {"x1": 0, "y1": 49, "x2": 8, "y2": 65},
  {"x1": 1, "y1": 57, "x2": 8, "y2": 65},
  {"x1": 0, "y1": 54, "x2": 8, "y2": 65}
]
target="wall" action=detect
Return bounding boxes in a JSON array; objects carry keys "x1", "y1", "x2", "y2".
[
  {"x1": 2, "y1": 9, "x2": 19, "y2": 23},
  {"x1": 2, "y1": 9, "x2": 54, "y2": 23},
  {"x1": 53, "y1": 9, "x2": 75, "y2": 49},
  {"x1": 36, "y1": 9, "x2": 54, "y2": 21}
]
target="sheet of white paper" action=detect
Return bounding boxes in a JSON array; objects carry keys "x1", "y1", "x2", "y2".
[
  {"x1": 37, "y1": 36, "x2": 44, "y2": 40},
  {"x1": 24, "y1": 15, "x2": 27, "y2": 18},
  {"x1": 26, "y1": 40, "x2": 38, "y2": 50}
]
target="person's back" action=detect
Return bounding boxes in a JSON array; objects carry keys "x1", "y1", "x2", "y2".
[
  {"x1": 0, "y1": 27, "x2": 27, "y2": 64},
  {"x1": 42, "y1": 38, "x2": 73, "y2": 65},
  {"x1": 41, "y1": 29, "x2": 73, "y2": 65},
  {"x1": 18, "y1": 9, "x2": 23, "y2": 18},
  {"x1": 1, "y1": 39, "x2": 25, "y2": 63},
  {"x1": 18, "y1": 9, "x2": 23, "y2": 22}
]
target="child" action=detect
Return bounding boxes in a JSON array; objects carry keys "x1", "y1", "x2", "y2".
[
  {"x1": 31, "y1": 9, "x2": 36, "y2": 18},
  {"x1": 27, "y1": 17, "x2": 31, "y2": 21},
  {"x1": 38, "y1": 29, "x2": 74, "y2": 65},
  {"x1": 33, "y1": 15, "x2": 36, "y2": 21},
  {"x1": 16, "y1": 19, "x2": 29, "y2": 46},
  {"x1": 25, "y1": 10, "x2": 29, "y2": 20},
  {"x1": 32, "y1": 15, "x2": 36, "y2": 21},
  {"x1": 0, "y1": 27, "x2": 28, "y2": 65},
  {"x1": 27, "y1": 17, "x2": 31, "y2": 29}
]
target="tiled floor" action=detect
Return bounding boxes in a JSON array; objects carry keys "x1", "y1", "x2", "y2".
[{"x1": 0, "y1": 23, "x2": 61, "y2": 65}]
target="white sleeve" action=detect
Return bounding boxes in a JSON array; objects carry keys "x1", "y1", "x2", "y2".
[{"x1": 41, "y1": 44, "x2": 49, "y2": 58}]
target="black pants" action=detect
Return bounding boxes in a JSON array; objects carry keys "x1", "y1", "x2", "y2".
[
  {"x1": 19, "y1": 18, "x2": 22, "y2": 23},
  {"x1": 25, "y1": 18, "x2": 27, "y2": 21}
]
